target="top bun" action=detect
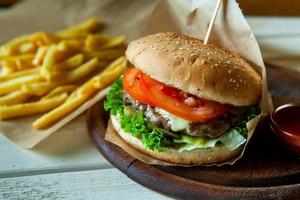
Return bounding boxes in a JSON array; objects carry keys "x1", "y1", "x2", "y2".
[{"x1": 126, "y1": 32, "x2": 262, "y2": 106}]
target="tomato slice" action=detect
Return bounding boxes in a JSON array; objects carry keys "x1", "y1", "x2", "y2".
[
  {"x1": 140, "y1": 73, "x2": 229, "y2": 122},
  {"x1": 123, "y1": 67, "x2": 153, "y2": 105}
]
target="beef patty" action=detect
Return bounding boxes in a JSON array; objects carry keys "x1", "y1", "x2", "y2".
[{"x1": 123, "y1": 92, "x2": 244, "y2": 138}]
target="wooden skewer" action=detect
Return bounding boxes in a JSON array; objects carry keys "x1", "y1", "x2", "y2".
[{"x1": 204, "y1": 0, "x2": 223, "y2": 45}]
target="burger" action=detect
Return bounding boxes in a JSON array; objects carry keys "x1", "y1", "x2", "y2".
[{"x1": 104, "y1": 32, "x2": 261, "y2": 165}]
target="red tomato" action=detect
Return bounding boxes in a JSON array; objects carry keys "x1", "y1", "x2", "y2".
[
  {"x1": 123, "y1": 67, "x2": 152, "y2": 105},
  {"x1": 140, "y1": 73, "x2": 229, "y2": 122}
]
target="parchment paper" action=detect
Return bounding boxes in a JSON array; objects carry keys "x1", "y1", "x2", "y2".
[
  {"x1": 105, "y1": 0, "x2": 270, "y2": 166},
  {"x1": 0, "y1": 0, "x2": 156, "y2": 148}
]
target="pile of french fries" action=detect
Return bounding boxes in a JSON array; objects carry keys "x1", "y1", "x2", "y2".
[{"x1": 0, "y1": 18, "x2": 127, "y2": 130}]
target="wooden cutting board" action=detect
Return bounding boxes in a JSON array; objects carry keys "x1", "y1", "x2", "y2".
[{"x1": 86, "y1": 64, "x2": 300, "y2": 200}]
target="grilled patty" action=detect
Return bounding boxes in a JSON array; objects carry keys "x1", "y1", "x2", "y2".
[{"x1": 123, "y1": 92, "x2": 244, "y2": 138}]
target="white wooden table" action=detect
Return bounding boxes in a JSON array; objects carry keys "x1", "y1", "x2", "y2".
[{"x1": 0, "y1": 7, "x2": 300, "y2": 200}]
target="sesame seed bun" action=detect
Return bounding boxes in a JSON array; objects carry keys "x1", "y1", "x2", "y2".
[
  {"x1": 126, "y1": 32, "x2": 262, "y2": 106},
  {"x1": 111, "y1": 115, "x2": 243, "y2": 165}
]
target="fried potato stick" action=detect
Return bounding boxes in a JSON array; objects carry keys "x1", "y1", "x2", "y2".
[
  {"x1": 0, "y1": 74, "x2": 40, "y2": 95},
  {"x1": 52, "y1": 53, "x2": 84, "y2": 71},
  {"x1": 0, "y1": 93, "x2": 68, "y2": 120},
  {"x1": 42, "y1": 85, "x2": 77, "y2": 100},
  {"x1": 32, "y1": 92, "x2": 89, "y2": 129},
  {"x1": 0, "y1": 90, "x2": 30, "y2": 106},
  {"x1": 56, "y1": 18, "x2": 103, "y2": 38}
]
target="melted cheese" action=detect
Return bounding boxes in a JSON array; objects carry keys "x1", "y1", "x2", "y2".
[{"x1": 155, "y1": 108, "x2": 190, "y2": 132}]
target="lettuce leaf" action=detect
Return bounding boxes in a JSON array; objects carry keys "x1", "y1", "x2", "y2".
[
  {"x1": 174, "y1": 106, "x2": 257, "y2": 153},
  {"x1": 104, "y1": 78, "x2": 173, "y2": 152}
]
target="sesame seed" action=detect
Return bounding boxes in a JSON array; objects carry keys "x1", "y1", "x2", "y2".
[{"x1": 228, "y1": 70, "x2": 232, "y2": 74}]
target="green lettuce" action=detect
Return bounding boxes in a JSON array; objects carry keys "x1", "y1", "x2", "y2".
[
  {"x1": 174, "y1": 107, "x2": 257, "y2": 153},
  {"x1": 104, "y1": 78, "x2": 173, "y2": 152}
]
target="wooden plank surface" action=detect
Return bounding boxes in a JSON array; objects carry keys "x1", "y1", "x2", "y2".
[
  {"x1": 0, "y1": 129, "x2": 112, "y2": 178},
  {"x1": 0, "y1": 168, "x2": 170, "y2": 200}
]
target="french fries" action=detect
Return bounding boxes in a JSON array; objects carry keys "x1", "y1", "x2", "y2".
[
  {"x1": 0, "y1": 17, "x2": 127, "y2": 130},
  {"x1": 0, "y1": 93, "x2": 68, "y2": 120},
  {"x1": 0, "y1": 90, "x2": 30, "y2": 106},
  {"x1": 0, "y1": 35, "x2": 29, "y2": 58},
  {"x1": 32, "y1": 92, "x2": 90, "y2": 129},
  {"x1": 30, "y1": 32, "x2": 60, "y2": 46},
  {"x1": 42, "y1": 85, "x2": 77, "y2": 100},
  {"x1": 40, "y1": 45, "x2": 61, "y2": 80},
  {"x1": 84, "y1": 34, "x2": 113, "y2": 51},
  {"x1": 32, "y1": 46, "x2": 48, "y2": 66},
  {"x1": 0, "y1": 74, "x2": 40, "y2": 95},
  {"x1": 53, "y1": 53, "x2": 84, "y2": 71},
  {"x1": 0, "y1": 67, "x2": 39, "y2": 82},
  {"x1": 101, "y1": 35, "x2": 126, "y2": 49},
  {"x1": 21, "y1": 82, "x2": 58, "y2": 96},
  {"x1": 33, "y1": 56, "x2": 126, "y2": 130},
  {"x1": 78, "y1": 56, "x2": 126, "y2": 95},
  {"x1": 52, "y1": 57, "x2": 101, "y2": 81},
  {"x1": 1, "y1": 54, "x2": 35, "y2": 73},
  {"x1": 56, "y1": 18, "x2": 103, "y2": 38}
]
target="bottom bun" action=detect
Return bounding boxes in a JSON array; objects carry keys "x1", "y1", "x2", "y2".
[{"x1": 111, "y1": 115, "x2": 243, "y2": 165}]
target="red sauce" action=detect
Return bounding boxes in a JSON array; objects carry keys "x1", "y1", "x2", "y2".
[
  {"x1": 271, "y1": 104, "x2": 300, "y2": 156},
  {"x1": 273, "y1": 105, "x2": 300, "y2": 136}
]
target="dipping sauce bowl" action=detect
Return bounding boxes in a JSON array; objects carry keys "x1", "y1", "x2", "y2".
[{"x1": 270, "y1": 103, "x2": 300, "y2": 157}]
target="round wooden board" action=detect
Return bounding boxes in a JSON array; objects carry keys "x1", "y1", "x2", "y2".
[{"x1": 86, "y1": 65, "x2": 300, "y2": 200}]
